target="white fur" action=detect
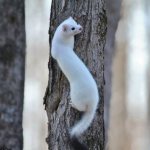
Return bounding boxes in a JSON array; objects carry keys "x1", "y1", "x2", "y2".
[{"x1": 51, "y1": 17, "x2": 99, "y2": 137}]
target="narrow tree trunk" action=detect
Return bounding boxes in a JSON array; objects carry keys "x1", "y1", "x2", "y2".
[
  {"x1": 145, "y1": 0, "x2": 150, "y2": 124},
  {"x1": 0, "y1": 0, "x2": 25, "y2": 150},
  {"x1": 44, "y1": 0, "x2": 107, "y2": 149},
  {"x1": 104, "y1": 0, "x2": 122, "y2": 142}
]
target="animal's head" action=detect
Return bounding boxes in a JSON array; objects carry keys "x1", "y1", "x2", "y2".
[{"x1": 61, "y1": 17, "x2": 83, "y2": 37}]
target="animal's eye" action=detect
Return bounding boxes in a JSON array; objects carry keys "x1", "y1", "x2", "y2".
[{"x1": 71, "y1": 27, "x2": 75, "y2": 30}]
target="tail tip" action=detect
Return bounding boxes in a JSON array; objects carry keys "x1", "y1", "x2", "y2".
[{"x1": 70, "y1": 135, "x2": 88, "y2": 150}]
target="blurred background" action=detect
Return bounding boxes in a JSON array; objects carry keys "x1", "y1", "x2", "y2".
[
  {"x1": 23, "y1": 0, "x2": 51, "y2": 150},
  {"x1": 23, "y1": 0, "x2": 150, "y2": 150},
  {"x1": 107, "y1": 0, "x2": 150, "y2": 150}
]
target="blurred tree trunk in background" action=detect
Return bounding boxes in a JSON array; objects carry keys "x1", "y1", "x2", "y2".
[
  {"x1": 108, "y1": 34, "x2": 129, "y2": 150},
  {"x1": 0, "y1": 1, "x2": 25, "y2": 150},
  {"x1": 145, "y1": 0, "x2": 150, "y2": 126},
  {"x1": 108, "y1": 0, "x2": 150, "y2": 149},
  {"x1": 44, "y1": 0, "x2": 107, "y2": 149},
  {"x1": 144, "y1": 0, "x2": 150, "y2": 147},
  {"x1": 104, "y1": 0, "x2": 122, "y2": 142},
  {"x1": 107, "y1": 1, "x2": 129, "y2": 150}
]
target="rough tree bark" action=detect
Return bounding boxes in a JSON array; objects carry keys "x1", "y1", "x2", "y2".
[
  {"x1": 44, "y1": 0, "x2": 107, "y2": 149},
  {"x1": 0, "y1": 0, "x2": 25, "y2": 150}
]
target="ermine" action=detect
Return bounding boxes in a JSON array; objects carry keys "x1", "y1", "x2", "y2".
[{"x1": 51, "y1": 17, "x2": 99, "y2": 150}]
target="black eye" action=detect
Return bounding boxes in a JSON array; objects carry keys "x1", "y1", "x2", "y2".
[{"x1": 71, "y1": 27, "x2": 75, "y2": 30}]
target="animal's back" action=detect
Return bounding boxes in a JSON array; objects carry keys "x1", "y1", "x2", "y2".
[{"x1": 57, "y1": 49, "x2": 96, "y2": 85}]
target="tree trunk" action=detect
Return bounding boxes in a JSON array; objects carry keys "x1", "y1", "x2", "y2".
[
  {"x1": 44, "y1": 0, "x2": 107, "y2": 149},
  {"x1": 0, "y1": 1, "x2": 25, "y2": 150},
  {"x1": 145, "y1": 0, "x2": 150, "y2": 124},
  {"x1": 104, "y1": 0, "x2": 121, "y2": 142}
]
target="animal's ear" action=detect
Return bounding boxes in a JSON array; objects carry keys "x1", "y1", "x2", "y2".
[
  {"x1": 69, "y1": 16, "x2": 73, "y2": 19},
  {"x1": 62, "y1": 24, "x2": 68, "y2": 32}
]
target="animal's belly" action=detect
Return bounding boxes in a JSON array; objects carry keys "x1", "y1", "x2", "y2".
[{"x1": 70, "y1": 83, "x2": 98, "y2": 101}]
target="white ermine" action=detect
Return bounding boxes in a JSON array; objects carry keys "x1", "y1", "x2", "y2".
[{"x1": 51, "y1": 17, "x2": 99, "y2": 150}]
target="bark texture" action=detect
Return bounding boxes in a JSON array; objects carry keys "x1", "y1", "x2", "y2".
[
  {"x1": 44, "y1": 0, "x2": 107, "y2": 149},
  {"x1": 0, "y1": 0, "x2": 25, "y2": 150}
]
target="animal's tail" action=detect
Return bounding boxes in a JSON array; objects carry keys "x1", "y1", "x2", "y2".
[
  {"x1": 70, "y1": 108, "x2": 96, "y2": 150},
  {"x1": 70, "y1": 136, "x2": 88, "y2": 150},
  {"x1": 70, "y1": 108, "x2": 95, "y2": 137}
]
